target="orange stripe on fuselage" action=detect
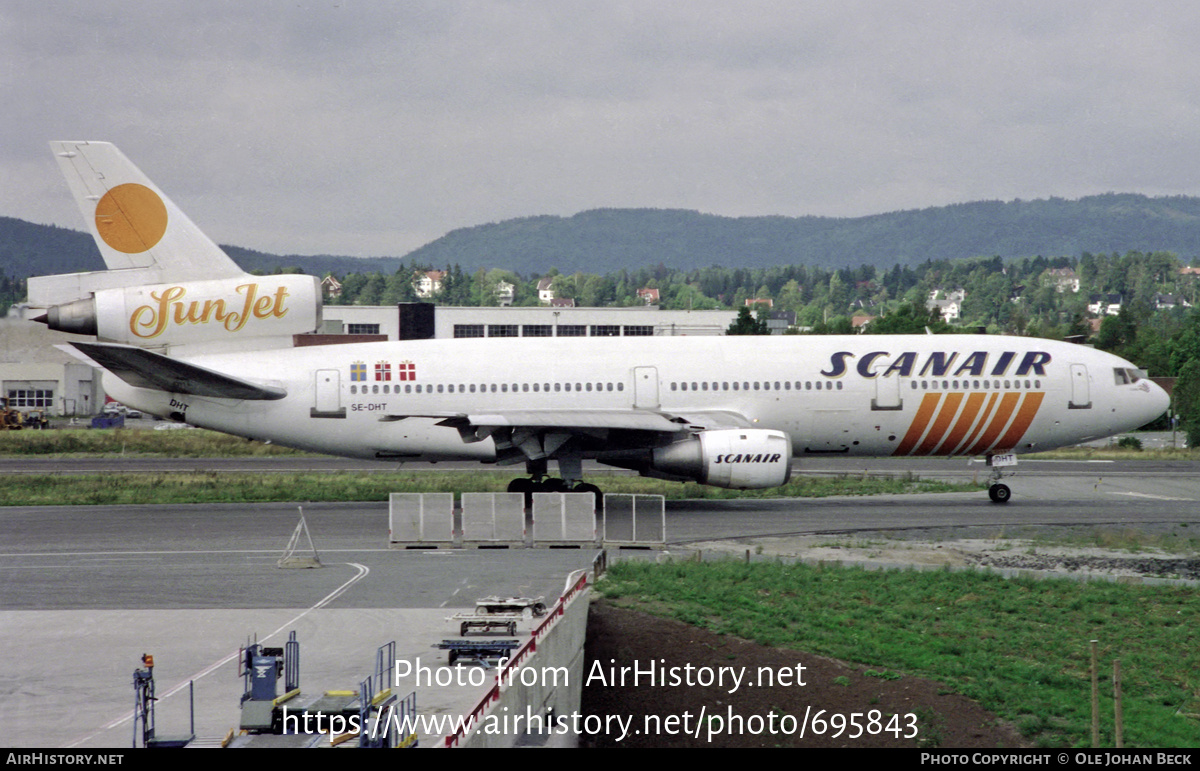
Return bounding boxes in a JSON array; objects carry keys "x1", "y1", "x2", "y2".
[
  {"x1": 992, "y1": 391, "x2": 1045, "y2": 452},
  {"x1": 964, "y1": 392, "x2": 1021, "y2": 456},
  {"x1": 934, "y1": 391, "x2": 987, "y2": 455},
  {"x1": 893, "y1": 393, "x2": 942, "y2": 456},
  {"x1": 892, "y1": 391, "x2": 1046, "y2": 457},
  {"x1": 955, "y1": 392, "x2": 999, "y2": 456},
  {"x1": 914, "y1": 392, "x2": 964, "y2": 455}
]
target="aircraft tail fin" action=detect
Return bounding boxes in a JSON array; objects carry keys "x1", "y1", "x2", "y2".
[
  {"x1": 30, "y1": 141, "x2": 247, "y2": 306},
  {"x1": 28, "y1": 142, "x2": 322, "y2": 350}
]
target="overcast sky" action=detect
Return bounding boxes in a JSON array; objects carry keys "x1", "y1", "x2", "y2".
[{"x1": 4, "y1": 1, "x2": 1200, "y2": 259}]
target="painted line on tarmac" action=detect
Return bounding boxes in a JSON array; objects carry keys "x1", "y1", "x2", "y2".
[
  {"x1": 1109, "y1": 491, "x2": 1195, "y2": 501},
  {"x1": 63, "y1": 562, "x2": 370, "y2": 748}
]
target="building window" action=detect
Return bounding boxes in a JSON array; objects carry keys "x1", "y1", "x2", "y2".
[
  {"x1": 454, "y1": 324, "x2": 485, "y2": 338},
  {"x1": 557, "y1": 325, "x2": 586, "y2": 337},
  {"x1": 522, "y1": 325, "x2": 553, "y2": 337},
  {"x1": 623, "y1": 325, "x2": 654, "y2": 336},
  {"x1": 7, "y1": 389, "x2": 53, "y2": 409},
  {"x1": 347, "y1": 323, "x2": 380, "y2": 335},
  {"x1": 590, "y1": 325, "x2": 620, "y2": 337},
  {"x1": 488, "y1": 325, "x2": 519, "y2": 337}
]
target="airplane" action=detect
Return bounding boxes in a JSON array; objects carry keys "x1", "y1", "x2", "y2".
[{"x1": 27, "y1": 141, "x2": 1170, "y2": 505}]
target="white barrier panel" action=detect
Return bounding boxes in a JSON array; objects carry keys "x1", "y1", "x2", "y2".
[
  {"x1": 388, "y1": 492, "x2": 455, "y2": 546},
  {"x1": 601, "y1": 494, "x2": 666, "y2": 546},
  {"x1": 461, "y1": 492, "x2": 526, "y2": 546},
  {"x1": 530, "y1": 493, "x2": 597, "y2": 546}
]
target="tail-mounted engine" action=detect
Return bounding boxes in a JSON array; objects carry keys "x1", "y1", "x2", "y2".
[
  {"x1": 32, "y1": 274, "x2": 322, "y2": 347},
  {"x1": 650, "y1": 428, "x2": 793, "y2": 489}
]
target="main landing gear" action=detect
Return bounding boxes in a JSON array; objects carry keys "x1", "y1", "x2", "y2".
[
  {"x1": 506, "y1": 458, "x2": 602, "y2": 508},
  {"x1": 506, "y1": 477, "x2": 602, "y2": 497}
]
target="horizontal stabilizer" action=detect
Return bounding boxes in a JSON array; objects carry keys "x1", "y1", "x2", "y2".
[{"x1": 67, "y1": 342, "x2": 286, "y2": 401}]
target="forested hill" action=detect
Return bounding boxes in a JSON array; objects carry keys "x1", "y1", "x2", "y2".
[
  {"x1": 5, "y1": 192, "x2": 1200, "y2": 279},
  {"x1": 0, "y1": 217, "x2": 402, "y2": 280},
  {"x1": 405, "y1": 194, "x2": 1200, "y2": 274}
]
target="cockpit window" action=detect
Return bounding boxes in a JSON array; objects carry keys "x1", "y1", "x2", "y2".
[{"x1": 1113, "y1": 368, "x2": 1143, "y2": 385}]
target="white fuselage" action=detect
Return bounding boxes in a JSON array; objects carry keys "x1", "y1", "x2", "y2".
[{"x1": 101, "y1": 335, "x2": 1170, "y2": 467}]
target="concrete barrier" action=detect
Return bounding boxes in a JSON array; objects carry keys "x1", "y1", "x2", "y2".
[{"x1": 449, "y1": 570, "x2": 591, "y2": 748}]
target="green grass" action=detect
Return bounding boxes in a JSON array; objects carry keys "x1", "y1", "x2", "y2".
[
  {"x1": 0, "y1": 428, "x2": 304, "y2": 457},
  {"x1": 1025, "y1": 446, "x2": 1200, "y2": 461},
  {"x1": 1028, "y1": 527, "x2": 1200, "y2": 556},
  {"x1": 0, "y1": 470, "x2": 982, "y2": 506},
  {"x1": 598, "y1": 559, "x2": 1200, "y2": 748},
  {"x1": 0, "y1": 428, "x2": 990, "y2": 504}
]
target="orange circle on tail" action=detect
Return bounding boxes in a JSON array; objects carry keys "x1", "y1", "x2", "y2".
[{"x1": 95, "y1": 183, "x2": 169, "y2": 253}]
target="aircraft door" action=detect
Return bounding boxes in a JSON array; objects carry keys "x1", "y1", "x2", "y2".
[
  {"x1": 1069, "y1": 364, "x2": 1091, "y2": 409},
  {"x1": 633, "y1": 367, "x2": 660, "y2": 410},
  {"x1": 873, "y1": 374, "x2": 903, "y2": 410},
  {"x1": 311, "y1": 369, "x2": 346, "y2": 418}
]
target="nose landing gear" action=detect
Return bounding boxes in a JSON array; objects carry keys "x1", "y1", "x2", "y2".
[{"x1": 985, "y1": 453, "x2": 1017, "y2": 504}]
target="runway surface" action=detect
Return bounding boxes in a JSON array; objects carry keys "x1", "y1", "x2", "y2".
[{"x1": 1, "y1": 456, "x2": 1197, "y2": 748}]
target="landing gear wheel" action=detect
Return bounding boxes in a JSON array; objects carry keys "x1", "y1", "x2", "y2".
[
  {"x1": 507, "y1": 478, "x2": 535, "y2": 493},
  {"x1": 507, "y1": 478, "x2": 536, "y2": 508},
  {"x1": 988, "y1": 483, "x2": 1011, "y2": 504},
  {"x1": 538, "y1": 478, "x2": 569, "y2": 492},
  {"x1": 572, "y1": 482, "x2": 602, "y2": 511}
]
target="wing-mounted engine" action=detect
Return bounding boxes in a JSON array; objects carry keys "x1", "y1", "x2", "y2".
[
  {"x1": 649, "y1": 428, "x2": 793, "y2": 489},
  {"x1": 32, "y1": 275, "x2": 322, "y2": 347}
]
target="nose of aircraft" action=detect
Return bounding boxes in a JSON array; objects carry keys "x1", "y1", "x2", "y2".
[{"x1": 1141, "y1": 378, "x2": 1171, "y2": 426}]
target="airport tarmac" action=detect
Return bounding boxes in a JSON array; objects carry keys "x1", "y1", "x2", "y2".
[{"x1": 1, "y1": 455, "x2": 1197, "y2": 749}]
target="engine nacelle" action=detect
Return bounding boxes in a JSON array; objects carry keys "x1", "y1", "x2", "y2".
[
  {"x1": 651, "y1": 429, "x2": 793, "y2": 489},
  {"x1": 36, "y1": 274, "x2": 321, "y2": 347}
]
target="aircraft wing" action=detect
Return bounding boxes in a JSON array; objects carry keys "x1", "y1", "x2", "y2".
[
  {"x1": 66, "y1": 342, "x2": 287, "y2": 401},
  {"x1": 382, "y1": 409, "x2": 689, "y2": 433}
]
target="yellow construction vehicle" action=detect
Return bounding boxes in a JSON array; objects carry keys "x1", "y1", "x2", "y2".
[{"x1": 0, "y1": 397, "x2": 24, "y2": 430}]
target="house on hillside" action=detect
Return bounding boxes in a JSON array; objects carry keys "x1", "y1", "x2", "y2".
[
  {"x1": 1152, "y1": 293, "x2": 1191, "y2": 311},
  {"x1": 1046, "y1": 267, "x2": 1080, "y2": 293},
  {"x1": 537, "y1": 277, "x2": 556, "y2": 305},
  {"x1": 636, "y1": 288, "x2": 660, "y2": 305},
  {"x1": 321, "y1": 274, "x2": 342, "y2": 298},
  {"x1": 927, "y1": 289, "x2": 964, "y2": 323},
  {"x1": 495, "y1": 280, "x2": 514, "y2": 306},
  {"x1": 414, "y1": 270, "x2": 445, "y2": 299},
  {"x1": 1087, "y1": 294, "x2": 1123, "y2": 316}
]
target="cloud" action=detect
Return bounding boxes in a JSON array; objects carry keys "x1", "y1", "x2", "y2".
[{"x1": 4, "y1": 1, "x2": 1200, "y2": 258}]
